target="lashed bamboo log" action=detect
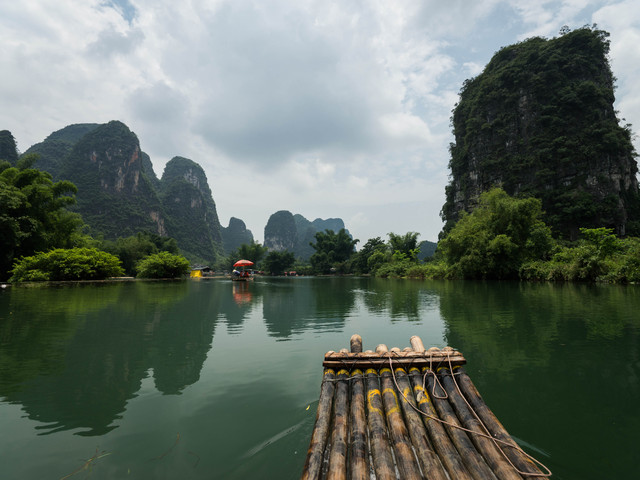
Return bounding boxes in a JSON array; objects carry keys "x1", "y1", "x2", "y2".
[
  {"x1": 326, "y1": 369, "x2": 349, "y2": 480},
  {"x1": 393, "y1": 367, "x2": 449, "y2": 480},
  {"x1": 408, "y1": 367, "x2": 475, "y2": 480},
  {"x1": 350, "y1": 334, "x2": 363, "y2": 353},
  {"x1": 365, "y1": 368, "x2": 396, "y2": 480},
  {"x1": 425, "y1": 368, "x2": 499, "y2": 480},
  {"x1": 379, "y1": 367, "x2": 422, "y2": 480},
  {"x1": 301, "y1": 369, "x2": 336, "y2": 480},
  {"x1": 349, "y1": 369, "x2": 369, "y2": 480},
  {"x1": 428, "y1": 368, "x2": 497, "y2": 480},
  {"x1": 323, "y1": 351, "x2": 466, "y2": 370},
  {"x1": 410, "y1": 335, "x2": 426, "y2": 352},
  {"x1": 455, "y1": 368, "x2": 544, "y2": 476},
  {"x1": 348, "y1": 334, "x2": 368, "y2": 480},
  {"x1": 439, "y1": 368, "x2": 522, "y2": 480}
]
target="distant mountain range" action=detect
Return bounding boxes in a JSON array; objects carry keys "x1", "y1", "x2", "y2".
[
  {"x1": 21, "y1": 121, "x2": 366, "y2": 263},
  {"x1": 263, "y1": 210, "x2": 351, "y2": 260}
]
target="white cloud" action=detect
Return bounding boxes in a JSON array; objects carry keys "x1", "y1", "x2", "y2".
[{"x1": 1, "y1": 0, "x2": 639, "y2": 243}]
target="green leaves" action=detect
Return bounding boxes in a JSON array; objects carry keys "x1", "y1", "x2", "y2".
[
  {"x1": 10, "y1": 248, "x2": 124, "y2": 282},
  {"x1": 135, "y1": 252, "x2": 190, "y2": 279},
  {"x1": 309, "y1": 229, "x2": 358, "y2": 274},
  {"x1": 438, "y1": 188, "x2": 553, "y2": 279}
]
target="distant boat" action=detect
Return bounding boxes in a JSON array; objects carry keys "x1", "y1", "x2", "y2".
[{"x1": 232, "y1": 259, "x2": 254, "y2": 281}]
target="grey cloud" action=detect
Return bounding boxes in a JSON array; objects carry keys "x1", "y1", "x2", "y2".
[
  {"x1": 164, "y1": 2, "x2": 394, "y2": 164},
  {"x1": 86, "y1": 27, "x2": 144, "y2": 59}
]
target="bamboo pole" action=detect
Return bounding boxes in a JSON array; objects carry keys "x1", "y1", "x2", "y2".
[
  {"x1": 302, "y1": 369, "x2": 336, "y2": 480},
  {"x1": 365, "y1": 368, "x2": 396, "y2": 480},
  {"x1": 349, "y1": 369, "x2": 369, "y2": 480},
  {"x1": 408, "y1": 367, "x2": 476, "y2": 480},
  {"x1": 438, "y1": 368, "x2": 522, "y2": 480},
  {"x1": 350, "y1": 334, "x2": 363, "y2": 353},
  {"x1": 410, "y1": 335, "x2": 426, "y2": 352},
  {"x1": 348, "y1": 335, "x2": 368, "y2": 480},
  {"x1": 391, "y1": 367, "x2": 449, "y2": 480},
  {"x1": 379, "y1": 367, "x2": 422, "y2": 480},
  {"x1": 326, "y1": 369, "x2": 350, "y2": 480},
  {"x1": 455, "y1": 368, "x2": 544, "y2": 476},
  {"x1": 424, "y1": 368, "x2": 499, "y2": 480}
]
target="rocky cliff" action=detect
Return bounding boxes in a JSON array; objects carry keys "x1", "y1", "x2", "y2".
[
  {"x1": 59, "y1": 121, "x2": 167, "y2": 238},
  {"x1": 21, "y1": 121, "x2": 242, "y2": 264},
  {"x1": 264, "y1": 210, "x2": 351, "y2": 260},
  {"x1": 441, "y1": 27, "x2": 640, "y2": 239},
  {"x1": 221, "y1": 217, "x2": 254, "y2": 254},
  {"x1": 160, "y1": 156, "x2": 224, "y2": 262}
]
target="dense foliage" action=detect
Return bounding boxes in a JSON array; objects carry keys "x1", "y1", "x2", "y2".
[
  {"x1": 135, "y1": 252, "x2": 190, "y2": 279},
  {"x1": 442, "y1": 26, "x2": 640, "y2": 239},
  {"x1": 1, "y1": 154, "x2": 88, "y2": 280},
  {"x1": 10, "y1": 248, "x2": 124, "y2": 282},
  {"x1": 309, "y1": 229, "x2": 359, "y2": 274},
  {"x1": 100, "y1": 232, "x2": 179, "y2": 276},
  {"x1": 438, "y1": 188, "x2": 553, "y2": 279},
  {"x1": 520, "y1": 228, "x2": 640, "y2": 283},
  {"x1": 262, "y1": 250, "x2": 296, "y2": 275}
]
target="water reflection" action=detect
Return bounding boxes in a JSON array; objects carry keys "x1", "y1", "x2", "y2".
[
  {"x1": 0, "y1": 281, "x2": 217, "y2": 435},
  {"x1": 261, "y1": 278, "x2": 358, "y2": 338}
]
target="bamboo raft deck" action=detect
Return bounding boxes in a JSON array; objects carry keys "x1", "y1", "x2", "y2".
[{"x1": 301, "y1": 334, "x2": 549, "y2": 480}]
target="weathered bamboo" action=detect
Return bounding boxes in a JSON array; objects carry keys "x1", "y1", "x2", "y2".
[
  {"x1": 323, "y1": 351, "x2": 466, "y2": 370},
  {"x1": 349, "y1": 369, "x2": 369, "y2": 480},
  {"x1": 380, "y1": 368, "x2": 447, "y2": 480},
  {"x1": 439, "y1": 368, "x2": 522, "y2": 480},
  {"x1": 301, "y1": 369, "x2": 336, "y2": 480},
  {"x1": 348, "y1": 336, "x2": 367, "y2": 480},
  {"x1": 425, "y1": 368, "x2": 499, "y2": 480},
  {"x1": 455, "y1": 368, "x2": 544, "y2": 476},
  {"x1": 350, "y1": 334, "x2": 363, "y2": 353},
  {"x1": 410, "y1": 335, "x2": 426, "y2": 352},
  {"x1": 408, "y1": 367, "x2": 475, "y2": 480},
  {"x1": 326, "y1": 369, "x2": 349, "y2": 480},
  {"x1": 365, "y1": 368, "x2": 396, "y2": 480},
  {"x1": 393, "y1": 368, "x2": 449, "y2": 480},
  {"x1": 379, "y1": 367, "x2": 422, "y2": 480}
]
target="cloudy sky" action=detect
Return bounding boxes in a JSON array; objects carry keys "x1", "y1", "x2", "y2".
[{"x1": 2, "y1": 1, "x2": 639, "y2": 244}]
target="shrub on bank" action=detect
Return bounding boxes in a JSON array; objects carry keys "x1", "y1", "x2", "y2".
[
  {"x1": 135, "y1": 252, "x2": 190, "y2": 279},
  {"x1": 10, "y1": 248, "x2": 124, "y2": 282}
]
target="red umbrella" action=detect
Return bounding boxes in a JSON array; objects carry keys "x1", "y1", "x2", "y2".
[{"x1": 233, "y1": 259, "x2": 254, "y2": 267}]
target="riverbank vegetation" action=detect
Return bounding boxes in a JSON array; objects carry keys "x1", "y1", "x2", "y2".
[{"x1": 238, "y1": 187, "x2": 638, "y2": 284}]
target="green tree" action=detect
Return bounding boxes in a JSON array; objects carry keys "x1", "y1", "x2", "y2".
[
  {"x1": 10, "y1": 247, "x2": 124, "y2": 282},
  {"x1": 309, "y1": 229, "x2": 359, "y2": 274},
  {"x1": 0, "y1": 155, "x2": 87, "y2": 280},
  {"x1": 226, "y1": 241, "x2": 268, "y2": 270},
  {"x1": 438, "y1": 187, "x2": 553, "y2": 279},
  {"x1": 262, "y1": 250, "x2": 295, "y2": 275},
  {"x1": 352, "y1": 237, "x2": 386, "y2": 273},
  {"x1": 136, "y1": 252, "x2": 190, "y2": 279},
  {"x1": 388, "y1": 232, "x2": 420, "y2": 261},
  {"x1": 101, "y1": 232, "x2": 179, "y2": 276}
]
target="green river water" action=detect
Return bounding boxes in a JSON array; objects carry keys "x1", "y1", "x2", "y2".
[{"x1": 0, "y1": 277, "x2": 638, "y2": 479}]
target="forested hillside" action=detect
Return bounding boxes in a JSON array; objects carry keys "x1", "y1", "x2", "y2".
[
  {"x1": 441, "y1": 26, "x2": 640, "y2": 239},
  {"x1": 17, "y1": 121, "x2": 230, "y2": 265}
]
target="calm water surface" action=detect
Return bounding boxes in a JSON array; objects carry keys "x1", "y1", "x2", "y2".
[{"x1": 0, "y1": 277, "x2": 638, "y2": 479}]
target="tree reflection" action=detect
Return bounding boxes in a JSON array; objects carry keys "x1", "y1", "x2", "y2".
[{"x1": 0, "y1": 281, "x2": 220, "y2": 435}]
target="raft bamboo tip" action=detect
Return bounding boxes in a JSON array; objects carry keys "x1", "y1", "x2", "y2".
[
  {"x1": 350, "y1": 334, "x2": 362, "y2": 342},
  {"x1": 428, "y1": 346, "x2": 441, "y2": 353}
]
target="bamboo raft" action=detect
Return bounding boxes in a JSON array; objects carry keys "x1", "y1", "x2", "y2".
[{"x1": 301, "y1": 334, "x2": 549, "y2": 480}]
